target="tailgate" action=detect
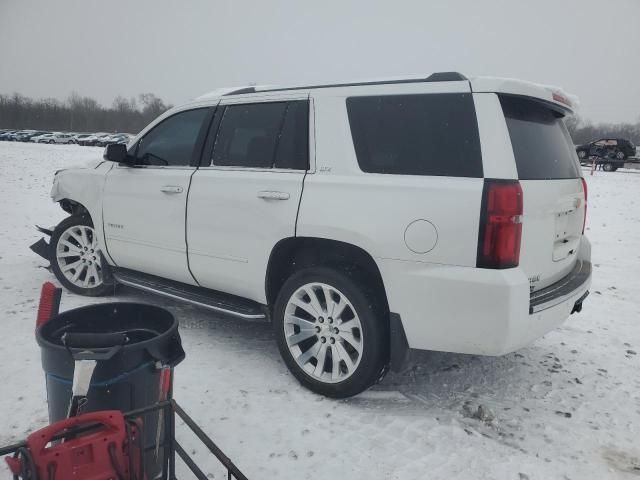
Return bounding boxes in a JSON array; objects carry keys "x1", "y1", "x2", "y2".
[
  {"x1": 520, "y1": 179, "x2": 585, "y2": 290},
  {"x1": 500, "y1": 95, "x2": 585, "y2": 292}
]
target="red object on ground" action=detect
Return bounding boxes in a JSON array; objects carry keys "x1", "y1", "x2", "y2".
[
  {"x1": 5, "y1": 456, "x2": 22, "y2": 475},
  {"x1": 160, "y1": 368, "x2": 172, "y2": 400},
  {"x1": 25, "y1": 410, "x2": 135, "y2": 480},
  {"x1": 36, "y1": 282, "x2": 61, "y2": 329}
]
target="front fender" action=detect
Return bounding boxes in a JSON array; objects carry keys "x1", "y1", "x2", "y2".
[{"x1": 51, "y1": 162, "x2": 113, "y2": 254}]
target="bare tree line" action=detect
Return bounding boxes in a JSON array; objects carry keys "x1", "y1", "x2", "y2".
[{"x1": 0, "y1": 92, "x2": 172, "y2": 134}]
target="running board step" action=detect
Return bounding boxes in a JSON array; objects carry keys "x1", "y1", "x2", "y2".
[{"x1": 112, "y1": 268, "x2": 267, "y2": 320}]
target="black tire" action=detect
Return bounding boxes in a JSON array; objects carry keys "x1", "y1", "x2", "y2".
[
  {"x1": 273, "y1": 266, "x2": 388, "y2": 398},
  {"x1": 615, "y1": 151, "x2": 626, "y2": 160},
  {"x1": 602, "y1": 163, "x2": 614, "y2": 172},
  {"x1": 50, "y1": 215, "x2": 112, "y2": 296},
  {"x1": 577, "y1": 150, "x2": 586, "y2": 159}
]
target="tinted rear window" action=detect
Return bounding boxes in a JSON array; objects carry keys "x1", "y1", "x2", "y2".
[
  {"x1": 211, "y1": 101, "x2": 309, "y2": 170},
  {"x1": 346, "y1": 93, "x2": 483, "y2": 177},
  {"x1": 500, "y1": 96, "x2": 580, "y2": 180}
]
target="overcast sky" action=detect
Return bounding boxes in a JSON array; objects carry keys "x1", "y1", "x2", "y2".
[{"x1": 1, "y1": 0, "x2": 638, "y2": 123}]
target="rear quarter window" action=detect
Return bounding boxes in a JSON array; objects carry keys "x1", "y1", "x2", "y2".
[
  {"x1": 346, "y1": 93, "x2": 483, "y2": 177},
  {"x1": 500, "y1": 96, "x2": 580, "y2": 180}
]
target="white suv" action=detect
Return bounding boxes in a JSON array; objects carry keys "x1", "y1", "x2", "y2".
[
  {"x1": 33, "y1": 72, "x2": 592, "y2": 397},
  {"x1": 35, "y1": 133, "x2": 75, "y2": 144}
]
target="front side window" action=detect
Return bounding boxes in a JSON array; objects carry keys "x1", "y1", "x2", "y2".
[
  {"x1": 346, "y1": 93, "x2": 483, "y2": 177},
  {"x1": 211, "y1": 101, "x2": 309, "y2": 170},
  {"x1": 135, "y1": 108, "x2": 209, "y2": 166}
]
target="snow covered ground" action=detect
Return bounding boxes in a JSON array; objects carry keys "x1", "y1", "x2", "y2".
[{"x1": 0, "y1": 142, "x2": 639, "y2": 479}]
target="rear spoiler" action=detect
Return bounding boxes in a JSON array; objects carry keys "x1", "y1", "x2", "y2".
[{"x1": 470, "y1": 76, "x2": 576, "y2": 115}]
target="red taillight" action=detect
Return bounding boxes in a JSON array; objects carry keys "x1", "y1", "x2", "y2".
[
  {"x1": 580, "y1": 177, "x2": 587, "y2": 234},
  {"x1": 477, "y1": 180, "x2": 523, "y2": 269}
]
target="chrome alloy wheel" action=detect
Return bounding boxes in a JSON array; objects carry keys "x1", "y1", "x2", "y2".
[
  {"x1": 284, "y1": 282, "x2": 363, "y2": 383},
  {"x1": 55, "y1": 225, "x2": 103, "y2": 289}
]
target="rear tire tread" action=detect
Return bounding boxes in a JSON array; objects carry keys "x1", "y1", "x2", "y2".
[{"x1": 273, "y1": 266, "x2": 389, "y2": 398}]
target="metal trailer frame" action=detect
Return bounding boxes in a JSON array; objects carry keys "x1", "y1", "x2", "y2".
[{"x1": 0, "y1": 400, "x2": 249, "y2": 480}]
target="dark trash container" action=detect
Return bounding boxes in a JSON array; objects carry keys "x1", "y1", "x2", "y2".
[{"x1": 36, "y1": 302, "x2": 185, "y2": 478}]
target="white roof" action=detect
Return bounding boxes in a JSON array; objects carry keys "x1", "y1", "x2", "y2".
[{"x1": 194, "y1": 73, "x2": 577, "y2": 113}]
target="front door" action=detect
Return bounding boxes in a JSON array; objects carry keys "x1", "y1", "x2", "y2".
[
  {"x1": 102, "y1": 107, "x2": 211, "y2": 284},
  {"x1": 187, "y1": 97, "x2": 310, "y2": 302}
]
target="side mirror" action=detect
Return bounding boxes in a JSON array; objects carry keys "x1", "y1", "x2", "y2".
[{"x1": 103, "y1": 143, "x2": 132, "y2": 164}]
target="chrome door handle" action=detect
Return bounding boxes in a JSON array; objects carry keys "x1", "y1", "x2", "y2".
[
  {"x1": 160, "y1": 185, "x2": 184, "y2": 194},
  {"x1": 257, "y1": 191, "x2": 290, "y2": 200}
]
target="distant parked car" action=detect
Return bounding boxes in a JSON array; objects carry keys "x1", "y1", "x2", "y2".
[
  {"x1": 95, "y1": 133, "x2": 132, "y2": 147},
  {"x1": 17, "y1": 130, "x2": 49, "y2": 142},
  {"x1": 78, "y1": 133, "x2": 110, "y2": 146},
  {"x1": 73, "y1": 133, "x2": 94, "y2": 144},
  {"x1": 37, "y1": 133, "x2": 75, "y2": 144},
  {"x1": 14, "y1": 130, "x2": 37, "y2": 142},
  {"x1": 0, "y1": 130, "x2": 18, "y2": 141},
  {"x1": 32, "y1": 133, "x2": 54, "y2": 143},
  {"x1": 5, "y1": 130, "x2": 30, "y2": 141},
  {"x1": 94, "y1": 134, "x2": 117, "y2": 147},
  {"x1": 576, "y1": 138, "x2": 635, "y2": 161}
]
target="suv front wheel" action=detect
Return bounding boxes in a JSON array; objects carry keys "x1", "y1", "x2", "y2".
[
  {"x1": 273, "y1": 267, "x2": 388, "y2": 398},
  {"x1": 50, "y1": 215, "x2": 112, "y2": 296}
]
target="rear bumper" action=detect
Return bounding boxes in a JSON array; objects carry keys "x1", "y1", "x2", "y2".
[
  {"x1": 379, "y1": 236, "x2": 592, "y2": 356},
  {"x1": 529, "y1": 259, "x2": 590, "y2": 313}
]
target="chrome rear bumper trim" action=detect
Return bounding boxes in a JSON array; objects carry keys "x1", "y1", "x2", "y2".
[{"x1": 529, "y1": 260, "x2": 591, "y2": 314}]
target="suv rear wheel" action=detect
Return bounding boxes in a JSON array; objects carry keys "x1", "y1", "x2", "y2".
[
  {"x1": 273, "y1": 267, "x2": 388, "y2": 398},
  {"x1": 50, "y1": 215, "x2": 112, "y2": 296}
]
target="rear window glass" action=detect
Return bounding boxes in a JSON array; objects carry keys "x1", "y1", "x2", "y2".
[
  {"x1": 500, "y1": 96, "x2": 580, "y2": 180},
  {"x1": 346, "y1": 93, "x2": 483, "y2": 177},
  {"x1": 211, "y1": 101, "x2": 309, "y2": 170}
]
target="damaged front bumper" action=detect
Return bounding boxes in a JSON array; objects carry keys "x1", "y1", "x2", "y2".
[{"x1": 30, "y1": 225, "x2": 54, "y2": 263}]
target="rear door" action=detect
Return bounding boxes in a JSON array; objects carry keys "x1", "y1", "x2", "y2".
[
  {"x1": 499, "y1": 95, "x2": 585, "y2": 291},
  {"x1": 187, "y1": 96, "x2": 310, "y2": 303}
]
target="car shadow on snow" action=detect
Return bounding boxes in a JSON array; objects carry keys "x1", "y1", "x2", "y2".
[{"x1": 115, "y1": 285, "x2": 563, "y2": 410}]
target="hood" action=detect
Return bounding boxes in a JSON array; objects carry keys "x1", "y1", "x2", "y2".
[{"x1": 55, "y1": 158, "x2": 105, "y2": 176}]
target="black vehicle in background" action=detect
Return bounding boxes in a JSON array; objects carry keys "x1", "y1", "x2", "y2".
[{"x1": 576, "y1": 138, "x2": 636, "y2": 161}]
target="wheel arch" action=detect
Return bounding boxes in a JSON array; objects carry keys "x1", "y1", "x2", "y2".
[
  {"x1": 265, "y1": 237, "x2": 389, "y2": 312},
  {"x1": 58, "y1": 198, "x2": 91, "y2": 217}
]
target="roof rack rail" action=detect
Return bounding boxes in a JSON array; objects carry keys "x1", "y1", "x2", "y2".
[
  {"x1": 217, "y1": 72, "x2": 468, "y2": 96},
  {"x1": 223, "y1": 87, "x2": 257, "y2": 96},
  {"x1": 424, "y1": 72, "x2": 467, "y2": 82}
]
